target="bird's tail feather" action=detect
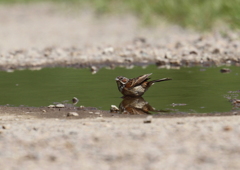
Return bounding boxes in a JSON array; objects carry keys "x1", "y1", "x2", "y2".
[{"x1": 151, "y1": 78, "x2": 172, "y2": 83}]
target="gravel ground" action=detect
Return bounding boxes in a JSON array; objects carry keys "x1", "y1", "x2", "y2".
[
  {"x1": 0, "y1": 108, "x2": 240, "y2": 170},
  {"x1": 1, "y1": 3, "x2": 240, "y2": 170},
  {"x1": 0, "y1": 106, "x2": 240, "y2": 170}
]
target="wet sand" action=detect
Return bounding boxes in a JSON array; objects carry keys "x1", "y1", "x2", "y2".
[{"x1": 0, "y1": 3, "x2": 240, "y2": 170}]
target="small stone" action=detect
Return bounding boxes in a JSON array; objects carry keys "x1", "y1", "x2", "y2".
[
  {"x1": 110, "y1": 105, "x2": 119, "y2": 113},
  {"x1": 72, "y1": 97, "x2": 79, "y2": 105},
  {"x1": 42, "y1": 110, "x2": 46, "y2": 112},
  {"x1": 95, "y1": 112, "x2": 100, "y2": 115},
  {"x1": 67, "y1": 112, "x2": 79, "y2": 117},
  {"x1": 156, "y1": 60, "x2": 167, "y2": 67},
  {"x1": 126, "y1": 65, "x2": 134, "y2": 69},
  {"x1": 33, "y1": 127, "x2": 38, "y2": 131},
  {"x1": 212, "y1": 48, "x2": 220, "y2": 54},
  {"x1": 6, "y1": 69, "x2": 14, "y2": 73},
  {"x1": 233, "y1": 100, "x2": 240, "y2": 104},
  {"x1": 189, "y1": 51, "x2": 198, "y2": 55},
  {"x1": 55, "y1": 104, "x2": 65, "y2": 108},
  {"x1": 223, "y1": 126, "x2": 232, "y2": 131},
  {"x1": 103, "y1": 47, "x2": 114, "y2": 54},
  {"x1": 220, "y1": 68, "x2": 231, "y2": 73},
  {"x1": 90, "y1": 66, "x2": 98, "y2": 74},
  {"x1": 48, "y1": 105, "x2": 55, "y2": 108},
  {"x1": 89, "y1": 112, "x2": 93, "y2": 114},
  {"x1": 133, "y1": 37, "x2": 146, "y2": 44},
  {"x1": 124, "y1": 57, "x2": 133, "y2": 63},
  {"x1": 143, "y1": 116, "x2": 152, "y2": 123},
  {"x1": 79, "y1": 105, "x2": 85, "y2": 109},
  {"x1": 233, "y1": 112, "x2": 238, "y2": 115},
  {"x1": 2, "y1": 125, "x2": 10, "y2": 129},
  {"x1": 48, "y1": 155, "x2": 57, "y2": 162}
]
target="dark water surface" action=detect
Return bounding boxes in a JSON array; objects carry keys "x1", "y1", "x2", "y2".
[{"x1": 0, "y1": 65, "x2": 239, "y2": 113}]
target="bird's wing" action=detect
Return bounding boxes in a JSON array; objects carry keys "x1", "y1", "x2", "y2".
[{"x1": 130, "y1": 73, "x2": 152, "y2": 87}]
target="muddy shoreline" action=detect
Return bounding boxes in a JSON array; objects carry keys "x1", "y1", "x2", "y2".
[
  {"x1": 1, "y1": 36, "x2": 240, "y2": 72},
  {"x1": 1, "y1": 105, "x2": 239, "y2": 119}
]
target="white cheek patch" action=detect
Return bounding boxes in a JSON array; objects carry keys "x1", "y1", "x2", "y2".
[{"x1": 120, "y1": 85, "x2": 124, "y2": 91}]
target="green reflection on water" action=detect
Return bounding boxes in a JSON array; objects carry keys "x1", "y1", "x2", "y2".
[{"x1": 0, "y1": 65, "x2": 239, "y2": 113}]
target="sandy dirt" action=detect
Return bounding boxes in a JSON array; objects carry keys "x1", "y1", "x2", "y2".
[
  {"x1": 0, "y1": 106, "x2": 240, "y2": 170},
  {"x1": 1, "y1": 3, "x2": 240, "y2": 170}
]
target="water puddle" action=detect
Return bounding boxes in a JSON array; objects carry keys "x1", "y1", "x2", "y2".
[{"x1": 0, "y1": 65, "x2": 239, "y2": 113}]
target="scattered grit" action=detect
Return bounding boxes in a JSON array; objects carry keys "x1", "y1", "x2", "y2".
[{"x1": 1, "y1": 3, "x2": 240, "y2": 170}]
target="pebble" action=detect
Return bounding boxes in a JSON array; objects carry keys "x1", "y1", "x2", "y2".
[
  {"x1": 110, "y1": 105, "x2": 119, "y2": 113},
  {"x1": 2, "y1": 124, "x2": 11, "y2": 129},
  {"x1": 235, "y1": 100, "x2": 240, "y2": 103},
  {"x1": 223, "y1": 125, "x2": 232, "y2": 131},
  {"x1": 90, "y1": 66, "x2": 98, "y2": 74},
  {"x1": 55, "y1": 104, "x2": 65, "y2": 108},
  {"x1": 79, "y1": 105, "x2": 85, "y2": 109},
  {"x1": 233, "y1": 112, "x2": 238, "y2": 115},
  {"x1": 103, "y1": 47, "x2": 114, "y2": 54},
  {"x1": 67, "y1": 112, "x2": 79, "y2": 117},
  {"x1": 220, "y1": 68, "x2": 231, "y2": 73},
  {"x1": 72, "y1": 97, "x2": 79, "y2": 105},
  {"x1": 143, "y1": 116, "x2": 153, "y2": 123},
  {"x1": 48, "y1": 105, "x2": 55, "y2": 108},
  {"x1": 232, "y1": 99, "x2": 240, "y2": 104}
]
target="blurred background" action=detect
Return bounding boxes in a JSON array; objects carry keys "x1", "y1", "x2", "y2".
[
  {"x1": 0, "y1": 0, "x2": 239, "y2": 51},
  {"x1": 0, "y1": 0, "x2": 239, "y2": 30}
]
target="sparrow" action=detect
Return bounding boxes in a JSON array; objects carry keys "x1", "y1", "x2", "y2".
[{"x1": 115, "y1": 73, "x2": 171, "y2": 97}]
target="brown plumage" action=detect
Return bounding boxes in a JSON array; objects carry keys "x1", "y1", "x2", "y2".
[
  {"x1": 115, "y1": 73, "x2": 171, "y2": 97},
  {"x1": 119, "y1": 96, "x2": 155, "y2": 114}
]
